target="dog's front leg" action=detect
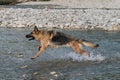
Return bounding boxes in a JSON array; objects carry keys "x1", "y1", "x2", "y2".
[
  {"x1": 37, "y1": 45, "x2": 41, "y2": 51},
  {"x1": 31, "y1": 45, "x2": 48, "y2": 60}
]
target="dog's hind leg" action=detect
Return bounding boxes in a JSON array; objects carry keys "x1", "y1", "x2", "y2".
[{"x1": 68, "y1": 41, "x2": 90, "y2": 57}]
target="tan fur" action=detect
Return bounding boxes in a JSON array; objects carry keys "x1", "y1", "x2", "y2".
[{"x1": 26, "y1": 26, "x2": 99, "y2": 59}]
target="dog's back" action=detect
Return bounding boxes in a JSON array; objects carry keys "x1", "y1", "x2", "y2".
[{"x1": 50, "y1": 31, "x2": 74, "y2": 45}]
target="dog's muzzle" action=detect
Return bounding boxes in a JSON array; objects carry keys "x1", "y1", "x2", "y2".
[{"x1": 25, "y1": 34, "x2": 35, "y2": 41}]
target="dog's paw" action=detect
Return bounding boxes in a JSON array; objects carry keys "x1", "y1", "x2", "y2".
[
  {"x1": 31, "y1": 58, "x2": 35, "y2": 60},
  {"x1": 83, "y1": 51, "x2": 90, "y2": 57}
]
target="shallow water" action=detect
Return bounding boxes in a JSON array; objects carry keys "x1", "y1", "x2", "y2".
[{"x1": 0, "y1": 28, "x2": 120, "y2": 80}]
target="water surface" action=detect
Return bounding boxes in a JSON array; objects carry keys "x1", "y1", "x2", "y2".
[{"x1": 0, "y1": 28, "x2": 120, "y2": 80}]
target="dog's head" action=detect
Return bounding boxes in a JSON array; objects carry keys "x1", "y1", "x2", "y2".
[{"x1": 26, "y1": 26, "x2": 40, "y2": 41}]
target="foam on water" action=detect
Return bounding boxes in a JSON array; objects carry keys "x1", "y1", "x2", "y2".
[
  {"x1": 45, "y1": 49, "x2": 106, "y2": 62},
  {"x1": 64, "y1": 52, "x2": 105, "y2": 62}
]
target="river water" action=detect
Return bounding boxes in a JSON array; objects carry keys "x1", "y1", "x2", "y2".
[{"x1": 0, "y1": 28, "x2": 120, "y2": 80}]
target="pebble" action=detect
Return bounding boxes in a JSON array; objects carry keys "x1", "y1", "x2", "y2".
[
  {"x1": 50, "y1": 71, "x2": 58, "y2": 77},
  {"x1": 22, "y1": 74, "x2": 28, "y2": 78},
  {"x1": 33, "y1": 72, "x2": 38, "y2": 75},
  {"x1": 18, "y1": 53, "x2": 24, "y2": 58},
  {"x1": 20, "y1": 65, "x2": 28, "y2": 69},
  {"x1": 50, "y1": 71, "x2": 56, "y2": 75}
]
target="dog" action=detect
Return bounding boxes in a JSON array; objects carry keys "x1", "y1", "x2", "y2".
[{"x1": 26, "y1": 26, "x2": 99, "y2": 60}]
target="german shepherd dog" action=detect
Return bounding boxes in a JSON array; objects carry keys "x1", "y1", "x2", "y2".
[{"x1": 26, "y1": 26, "x2": 99, "y2": 59}]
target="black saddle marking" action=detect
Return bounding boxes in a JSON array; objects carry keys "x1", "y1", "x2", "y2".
[{"x1": 51, "y1": 32, "x2": 73, "y2": 45}]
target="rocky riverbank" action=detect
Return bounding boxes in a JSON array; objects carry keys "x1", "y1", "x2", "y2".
[
  {"x1": 0, "y1": 0, "x2": 120, "y2": 31},
  {"x1": 0, "y1": 7, "x2": 120, "y2": 31}
]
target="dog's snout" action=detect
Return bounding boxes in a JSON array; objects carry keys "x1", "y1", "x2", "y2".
[
  {"x1": 25, "y1": 34, "x2": 32, "y2": 38},
  {"x1": 25, "y1": 34, "x2": 30, "y2": 38},
  {"x1": 25, "y1": 34, "x2": 35, "y2": 41}
]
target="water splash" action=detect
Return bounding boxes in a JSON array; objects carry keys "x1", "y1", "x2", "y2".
[
  {"x1": 40, "y1": 41, "x2": 110, "y2": 62},
  {"x1": 40, "y1": 48, "x2": 106, "y2": 62},
  {"x1": 66, "y1": 52, "x2": 105, "y2": 62}
]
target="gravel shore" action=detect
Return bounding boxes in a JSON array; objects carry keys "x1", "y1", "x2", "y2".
[{"x1": 0, "y1": 0, "x2": 120, "y2": 31}]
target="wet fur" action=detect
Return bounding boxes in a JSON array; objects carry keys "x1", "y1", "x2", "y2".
[{"x1": 26, "y1": 26, "x2": 99, "y2": 59}]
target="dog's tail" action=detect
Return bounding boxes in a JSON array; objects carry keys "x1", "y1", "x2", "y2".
[{"x1": 79, "y1": 39, "x2": 99, "y2": 48}]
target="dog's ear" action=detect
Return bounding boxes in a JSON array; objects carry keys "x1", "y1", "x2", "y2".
[{"x1": 34, "y1": 26, "x2": 38, "y2": 31}]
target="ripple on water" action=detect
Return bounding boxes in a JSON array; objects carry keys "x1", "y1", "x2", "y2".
[{"x1": 0, "y1": 28, "x2": 120, "y2": 80}]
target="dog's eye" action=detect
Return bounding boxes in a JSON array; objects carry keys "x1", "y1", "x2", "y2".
[
  {"x1": 31, "y1": 32, "x2": 35, "y2": 34},
  {"x1": 32, "y1": 31, "x2": 36, "y2": 34}
]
